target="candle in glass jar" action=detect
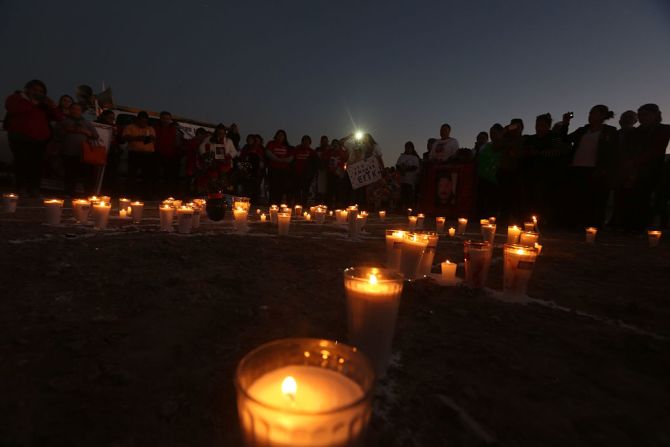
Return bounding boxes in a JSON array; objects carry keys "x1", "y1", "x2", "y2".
[
  {"x1": 2, "y1": 193, "x2": 18, "y2": 213},
  {"x1": 159, "y1": 204, "x2": 174, "y2": 232},
  {"x1": 260, "y1": 213, "x2": 267, "y2": 223},
  {"x1": 435, "y1": 217, "x2": 446, "y2": 234},
  {"x1": 314, "y1": 208, "x2": 326, "y2": 224},
  {"x1": 236, "y1": 338, "x2": 374, "y2": 447},
  {"x1": 463, "y1": 240, "x2": 493, "y2": 288},
  {"x1": 130, "y1": 201, "x2": 144, "y2": 224},
  {"x1": 304, "y1": 213, "x2": 312, "y2": 222},
  {"x1": 648, "y1": 230, "x2": 662, "y2": 247},
  {"x1": 503, "y1": 244, "x2": 538, "y2": 299},
  {"x1": 234, "y1": 207, "x2": 249, "y2": 231},
  {"x1": 119, "y1": 198, "x2": 131, "y2": 213},
  {"x1": 277, "y1": 212, "x2": 291, "y2": 236},
  {"x1": 524, "y1": 222, "x2": 535, "y2": 232},
  {"x1": 507, "y1": 225, "x2": 521, "y2": 244},
  {"x1": 44, "y1": 199, "x2": 64, "y2": 225},
  {"x1": 585, "y1": 227, "x2": 597, "y2": 244},
  {"x1": 294, "y1": 205, "x2": 303, "y2": 216},
  {"x1": 72, "y1": 199, "x2": 91, "y2": 224},
  {"x1": 481, "y1": 224, "x2": 496, "y2": 244},
  {"x1": 440, "y1": 260, "x2": 458, "y2": 285},
  {"x1": 119, "y1": 209, "x2": 127, "y2": 218},
  {"x1": 448, "y1": 227, "x2": 456, "y2": 237},
  {"x1": 416, "y1": 213, "x2": 425, "y2": 229},
  {"x1": 480, "y1": 218, "x2": 490, "y2": 226},
  {"x1": 379, "y1": 210, "x2": 386, "y2": 221},
  {"x1": 269, "y1": 205, "x2": 279, "y2": 224},
  {"x1": 176, "y1": 206, "x2": 194, "y2": 234},
  {"x1": 519, "y1": 231, "x2": 539, "y2": 247},
  {"x1": 534, "y1": 242, "x2": 543, "y2": 255},
  {"x1": 385, "y1": 230, "x2": 405, "y2": 272},
  {"x1": 457, "y1": 218, "x2": 468, "y2": 235},
  {"x1": 399, "y1": 233, "x2": 428, "y2": 280},
  {"x1": 416, "y1": 232, "x2": 439, "y2": 278},
  {"x1": 532, "y1": 215, "x2": 539, "y2": 232},
  {"x1": 488, "y1": 217, "x2": 497, "y2": 224},
  {"x1": 92, "y1": 202, "x2": 111, "y2": 229},
  {"x1": 344, "y1": 267, "x2": 404, "y2": 377},
  {"x1": 407, "y1": 215, "x2": 417, "y2": 230}
]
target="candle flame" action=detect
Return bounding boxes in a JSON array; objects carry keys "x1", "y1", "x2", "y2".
[
  {"x1": 369, "y1": 273, "x2": 378, "y2": 285},
  {"x1": 282, "y1": 376, "x2": 297, "y2": 400}
]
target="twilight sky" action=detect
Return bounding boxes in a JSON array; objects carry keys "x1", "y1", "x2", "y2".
[{"x1": 1, "y1": 0, "x2": 669, "y2": 159}]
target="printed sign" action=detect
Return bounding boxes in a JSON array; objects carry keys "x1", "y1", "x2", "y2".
[{"x1": 347, "y1": 156, "x2": 382, "y2": 189}]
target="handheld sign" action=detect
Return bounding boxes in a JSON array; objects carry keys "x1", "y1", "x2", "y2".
[{"x1": 347, "y1": 156, "x2": 383, "y2": 190}]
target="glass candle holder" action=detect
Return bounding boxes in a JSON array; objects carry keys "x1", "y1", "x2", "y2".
[
  {"x1": 344, "y1": 267, "x2": 404, "y2": 377},
  {"x1": 448, "y1": 227, "x2": 456, "y2": 238},
  {"x1": 176, "y1": 206, "x2": 194, "y2": 234},
  {"x1": 519, "y1": 231, "x2": 539, "y2": 247},
  {"x1": 315, "y1": 209, "x2": 326, "y2": 224},
  {"x1": 481, "y1": 224, "x2": 496, "y2": 244},
  {"x1": 385, "y1": 230, "x2": 406, "y2": 272},
  {"x1": 92, "y1": 202, "x2": 111, "y2": 229},
  {"x1": 507, "y1": 225, "x2": 521, "y2": 244},
  {"x1": 159, "y1": 205, "x2": 174, "y2": 232},
  {"x1": 378, "y1": 210, "x2": 386, "y2": 221},
  {"x1": 523, "y1": 222, "x2": 535, "y2": 232},
  {"x1": 503, "y1": 244, "x2": 539, "y2": 298},
  {"x1": 585, "y1": 227, "x2": 597, "y2": 244},
  {"x1": 236, "y1": 337, "x2": 375, "y2": 447},
  {"x1": 435, "y1": 217, "x2": 446, "y2": 234},
  {"x1": 416, "y1": 232, "x2": 439, "y2": 278},
  {"x1": 44, "y1": 199, "x2": 64, "y2": 225},
  {"x1": 440, "y1": 260, "x2": 458, "y2": 285},
  {"x1": 398, "y1": 233, "x2": 428, "y2": 281},
  {"x1": 648, "y1": 230, "x2": 662, "y2": 247},
  {"x1": 457, "y1": 218, "x2": 468, "y2": 235},
  {"x1": 407, "y1": 216, "x2": 417, "y2": 230},
  {"x1": 234, "y1": 208, "x2": 249, "y2": 232},
  {"x1": 72, "y1": 199, "x2": 91, "y2": 224},
  {"x1": 233, "y1": 196, "x2": 251, "y2": 212},
  {"x1": 2, "y1": 193, "x2": 18, "y2": 213},
  {"x1": 130, "y1": 201, "x2": 144, "y2": 224},
  {"x1": 119, "y1": 198, "x2": 131, "y2": 213},
  {"x1": 278, "y1": 212, "x2": 291, "y2": 236},
  {"x1": 463, "y1": 240, "x2": 493, "y2": 288},
  {"x1": 269, "y1": 205, "x2": 279, "y2": 224},
  {"x1": 416, "y1": 213, "x2": 425, "y2": 229}
]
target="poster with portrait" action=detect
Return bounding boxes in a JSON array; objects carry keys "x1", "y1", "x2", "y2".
[{"x1": 418, "y1": 162, "x2": 476, "y2": 217}]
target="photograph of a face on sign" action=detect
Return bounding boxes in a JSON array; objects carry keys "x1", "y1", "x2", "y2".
[
  {"x1": 212, "y1": 145, "x2": 228, "y2": 160},
  {"x1": 436, "y1": 172, "x2": 458, "y2": 208}
]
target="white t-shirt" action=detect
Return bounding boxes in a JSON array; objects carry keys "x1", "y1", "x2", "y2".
[
  {"x1": 199, "y1": 137, "x2": 237, "y2": 158},
  {"x1": 572, "y1": 130, "x2": 601, "y2": 167},
  {"x1": 429, "y1": 137, "x2": 460, "y2": 161},
  {"x1": 396, "y1": 153, "x2": 421, "y2": 185}
]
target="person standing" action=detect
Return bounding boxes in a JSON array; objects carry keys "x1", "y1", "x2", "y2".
[
  {"x1": 197, "y1": 124, "x2": 237, "y2": 194},
  {"x1": 154, "y1": 111, "x2": 182, "y2": 196},
  {"x1": 341, "y1": 133, "x2": 384, "y2": 207},
  {"x1": 121, "y1": 111, "x2": 156, "y2": 198},
  {"x1": 476, "y1": 124, "x2": 504, "y2": 218},
  {"x1": 4, "y1": 80, "x2": 64, "y2": 196},
  {"x1": 54, "y1": 103, "x2": 99, "y2": 196},
  {"x1": 429, "y1": 124, "x2": 460, "y2": 162},
  {"x1": 396, "y1": 141, "x2": 421, "y2": 210},
  {"x1": 237, "y1": 134, "x2": 264, "y2": 203},
  {"x1": 292, "y1": 135, "x2": 317, "y2": 205},
  {"x1": 265, "y1": 130, "x2": 293, "y2": 203},
  {"x1": 473, "y1": 131, "x2": 489, "y2": 157},
  {"x1": 561, "y1": 105, "x2": 619, "y2": 228},
  {"x1": 314, "y1": 135, "x2": 331, "y2": 203},
  {"x1": 97, "y1": 109, "x2": 121, "y2": 195},
  {"x1": 58, "y1": 95, "x2": 74, "y2": 118},
  {"x1": 497, "y1": 119, "x2": 526, "y2": 223},
  {"x1": 326, "y1": 139, "x2": 349, "y2": 207},
  {"x1": 184, "y1": 127, "x2": 208, "y2": 194}
]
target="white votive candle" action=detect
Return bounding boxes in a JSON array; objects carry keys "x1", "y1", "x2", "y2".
[
  {"x1": 481, "y1": 224, "x2": 496, "y2": 244},
  {"x1": 260, "y1": 213, "x2": 267, "y2": 223},
  {"x1": 176, "y1": 206, "x2": 194, "y2": 234},
  {"x1": 277, "y1": 212, "x2": 291, "y2": 236},
  {"x1": 44, "y1": 199, "x2": 64, "y2": 225},
  {"x1": 463, "y1": 240, "x2": 493, "y2": 288},
  {"x1": 648, "y1": 230, "x2": 661, "y2": 247},
  {"x1": 448, "y1": 227, "x2": 456, "y2": 238},
  {"x1": 507, "y1": 225, "x2": 521, "y2": 244},
  {"x1": 379, "y1": 210, "x2": 386, "y2": 221},
  {"x1": 416, "y1": 232, "x2": 439, "y2": 278},
  {"x1": 93, "y1": 202, "x2": 111, "y2": 229},
  {"x1": 72, "y1": 199, "x2": 91, "y2": 224},
  {"x1": 159, "y1": 204, "x2": 174, "y2": 232},
  {"x1": 407, "y1": 216, "x2": 417, "y2": 230},
  {"x1": 503, "y1": 244, "x2": 539, "y2": 299},
  {"x1": 435, "y1": 217, "x2": 446, "y2": 234},
  {"x1": 457, "y1": 218, "x2": 468, "y2": 235},
  {"x1": 585, "y1": 227, "x2": 597, "y2": 244},
  {"x1": 440, "y1": 260, "x2": 458, "y2": 285},
  {"x1": 234, "y1": 207, "x2": 249, "y2": 231},
  {"x1": 130, "y1": 201, "x2": 144, "y2": 224},
  {"x1": 385, "y1": 230, "x2": 406, "y2": 272},
  {"x1": 399, "y1": 233, "x2": 428, "y2": 281},
  {"x1": 416, "y1": 213, "x2": 425, "y2": 229}
]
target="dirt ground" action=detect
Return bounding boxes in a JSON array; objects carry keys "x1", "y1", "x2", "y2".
[{"x1": 1, "y1": 201, "x2": 669, "y2": 447}]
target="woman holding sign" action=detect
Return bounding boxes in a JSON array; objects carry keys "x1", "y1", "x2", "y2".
[
  {"x1": 196, "y1": 124, "x2": 238, "y2": 193},
  {"x1": 341, "y1": 132, "x2": 384, "y2": 207}
]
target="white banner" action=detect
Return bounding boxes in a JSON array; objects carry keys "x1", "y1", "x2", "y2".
[
  {"x1": 91, "y1": 122, "x2": 113, "y2": 152},
  {"x1": 347, "y1": 156, "x2": 383, "y2": 189}
]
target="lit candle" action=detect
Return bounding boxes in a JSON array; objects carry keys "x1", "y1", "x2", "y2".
[
  {"x1": 379, "y1": 210, "x2": 386, "y2": 221},
  {"x1": 416, "y1": 213, "x2": 425, "y2": 230},
  {"x1": 236, "y1": 338, "x2": 374, "y2": 447},
  {"x1": 172, "y1": 199, "x2": 182, "y2": 209},
  {"x1": 314, "y1": 207, "x2": 326, "y2": 224},
  {"x1": 44, "y1": 199, "x2": 64, "y2": 225},
  {"x1": 346, "y1": 206, "x2": 358, "y2": 237},
  {"x1": 398, "y1": 233, "x2": 428, "y2": 281},
  {"x1": 448, "y1": 227, "x2": 456, "y2": 238},
  {"x1": 119, "y1": 209, "x2": 127, "y2": 218},
  {"x1": 359, "y1": 211, "x2": 368, "y2": 229},
  {"x1": 532, "y1": 215, "x2": 539, "y2": 233},
  {"x1": 304, "y1": 213, "x2": 311, "y2": 222},
  {"x1": 385, "y1": 230, "x2": 406, "y2": 272},
  {"x1": 329, "y1": 210, "x2": 333, "y2": 217},
  {"x1": 119, "y1": 198, "x2": 131, "y2": 213},
  {"x1": 92, "y1": 201, "x2": 111, "y2": 230},
  {"x1": 159, "y1": 204, "x2": 174, "y2": 232},
  {"x1": 72, "y1": 199, "x2": 91, "y2": 224},
  {"x1": 294, "y1": 205, "x2": 303, "y2": 216},
  {"x1": 435, "y1": 217, "x2": 446, "y2": 234},
  {"x1": 407, "y1": 208, "x2": 412, "y2": 216},
  {"x1": 260, "y1": 213, "x2": 267, "y2": 223},
  {"x1": 344, "y1": 267, "x2": 404, "y2": 376},
  {"x1": 457, "y1": 218, "x2": 468, "y2": 235},
  {"x1": 481, "y1": 224, "x2": 496, "y2": 244},
  {"x1": 2, "y1": 193, "x2": 18, "y2": 213},
  {"x1": 256, "y1": 208, "x2": 261, "y2": 215},
  {"x1": 88, "y1": 195, "x2": 100, "y2": 206},
  {"x1": 233, "y1": 207, "x2": 249, "y2": 232},
  {"x1": 585, "y1": 227, "x2": 597, "y2": 244},
  {"x1": 519, "y1": 231, "x2": 539, "y2": 247},
  {"x1": 130, "y1": 201, "x2": 144, "y2": 224},
  {"x1": 534, "y1": 242, "x2": 543, "y2": 255},
  {"x1": 488, "y1": 216, "x2": 497, "y2": 225},
  {"x1": 507, "y1": 225, "x2": 521, "y2": 244},
  {"x1": 186, "y1": 202, "x2": 202, "y2": 228},
  {"x1": 176, "y1": 206, "x2": 194, "y2": 234},
  {"x1": 416, "y1": 232, "x2": 439, "y2": 278},
  {"x1": 648, "y1": 230, "x2": 662, "y2": 248},
  {"x1": 463, "y1": 240, "x2": 493, "y2": 288},
  {"x1": 277, "y1": 212, "x2": 291, "y2": 236},
  {"x1": 480, "y1": 218, "x2": 490, "y2": 226},
  {"x1": 503, "y1": 244, "x2": 539, "y2": 299},
  {"x1": 440, "y1": 260, "x2": 458, "y2": 285},
  {"x1": 407, "y1": 215, "x2": 417, "y2": 230},
  {"x1": 523, "y1": 222, "x2": 535, "y2": 232},
  {"x1": 234, "y1": 197, "x2": 251, "y2": 212},
  {"x1": 269, "y1": 205, "x2": 279, "y2": 224},
  {"x1": 193, "y1": 198, "x2": 207, "y2": 210},
  {"x1": 352, "y1": 214, "x2": 365, "y2": 236},
  {"x1": 337, "y1": 209, "x2": 349, "y2": 225}
]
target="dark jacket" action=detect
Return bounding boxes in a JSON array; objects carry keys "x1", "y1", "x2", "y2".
[{"x1": 562, "y1": 123, "x2": 619, "y2": 185}]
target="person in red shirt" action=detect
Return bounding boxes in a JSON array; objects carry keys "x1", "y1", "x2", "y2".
[
  {"x1": 154, "y1": 111, "x2": 182, "y2": 196},
  {"x1": 4, "y1": 79, "x2": 64, "y2": 196},
  {"x1": 265, "y1": 129, "x2": 293, "y2": 203},
  {"x1": 292, "y1": 135, "x2": 317, "y2": 205},
  {"x1": 326, "y1": 139, "x2": 349, "y2": 207}
]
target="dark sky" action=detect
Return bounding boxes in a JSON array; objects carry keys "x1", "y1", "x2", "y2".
[{"x1": 2, "y1": 0, "x2": 669, "y2": 159}]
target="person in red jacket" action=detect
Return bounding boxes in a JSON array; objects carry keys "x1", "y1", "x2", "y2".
[
  {"x1": 4, "y1": 79, "x2": 64, "y2": 196},
  {"x1": 292, "y1": 135, "x2": 317, "y2": 205},
  {"x1": 154, "y1": 111, "x2": 182, "y2": 196},
  {"x1": 265, "y1": 129, "x2": 293, "y2": 203}
]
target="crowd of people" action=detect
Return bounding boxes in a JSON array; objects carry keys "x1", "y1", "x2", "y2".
[{"x1": 4, "y1": 79, "x2": 670, "y2": 232}]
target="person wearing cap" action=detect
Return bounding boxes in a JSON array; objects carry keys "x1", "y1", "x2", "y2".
[{"x1": 122, "y1": 111, "x2": 156, "y2": 197}]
